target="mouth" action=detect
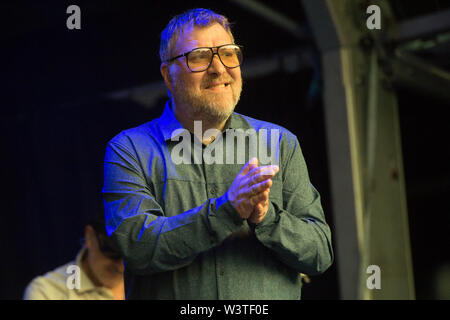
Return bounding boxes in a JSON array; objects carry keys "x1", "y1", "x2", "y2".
[{"x1": 205, "y1": 82, "x2": 231, "y2": 91}]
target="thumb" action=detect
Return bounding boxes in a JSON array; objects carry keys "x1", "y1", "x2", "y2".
[{"x1": 240, "y1": 157, "x2": 258, "y2": 175}]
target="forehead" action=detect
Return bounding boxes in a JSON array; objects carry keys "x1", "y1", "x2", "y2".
[{"x1": 173, "y1": 23, "x2": 233, "y2": 53}]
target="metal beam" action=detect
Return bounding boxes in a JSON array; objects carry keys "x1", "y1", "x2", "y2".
[
  {"x1": 387, "y1": 49, "x2": 450, "y2": 103},
  {"x1": 302, "y1": 0, "x2": 415, "y2": 299},
  {"x1": 229, "y1": 0, "x2": 307, "y2": 41},
  {"x1": 396, "y1": 9, "x2": 450, "y2": 43},
  {"x1": 301, "y1": 0, "x2": 360, "y2": 300}
]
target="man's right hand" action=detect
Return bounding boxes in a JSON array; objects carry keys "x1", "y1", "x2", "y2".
[{"x1": 226, "y1": 158, "x2": 279, "y2": 219}]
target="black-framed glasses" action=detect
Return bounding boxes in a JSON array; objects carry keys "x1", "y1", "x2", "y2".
[{"x1": 165, "y1": 44, "x2": 243, "y2": 72}]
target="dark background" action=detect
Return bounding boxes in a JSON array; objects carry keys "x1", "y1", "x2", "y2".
[{"x1": 1, "y1": 0, "x2": 449, "y2": 300}]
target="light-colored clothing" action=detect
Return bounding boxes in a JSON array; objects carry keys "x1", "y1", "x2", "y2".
[{"x1": 23, "y1": 248, "x2": 115, "y2": 300}]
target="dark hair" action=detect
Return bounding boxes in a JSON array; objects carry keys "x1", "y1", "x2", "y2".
[{"x1": 87, "y1": 211, "x2": 123, "y2": 260}]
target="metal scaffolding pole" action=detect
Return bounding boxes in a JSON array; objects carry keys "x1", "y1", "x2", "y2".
[{"x1": 302, "y1": 0, "x2": 415, "y2": 299}]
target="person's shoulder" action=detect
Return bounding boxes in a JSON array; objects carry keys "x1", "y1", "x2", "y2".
[
  {"x1": 107, "y1": 119, "x2": 161, "y2": 148},
  {"x1": 23, "y1": 261, "x2": 76, "y2": 300},
  {"x1": 234, "y1": 112, "x2": 298, "y2": 144}
]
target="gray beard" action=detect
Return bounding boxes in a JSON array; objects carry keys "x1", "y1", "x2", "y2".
[
  {"x1": 172, "y1": 84, "x2": 242, "y2": 125},
  {"x1": 191, "y1": 100, "x2": 234, "y2": 124}
]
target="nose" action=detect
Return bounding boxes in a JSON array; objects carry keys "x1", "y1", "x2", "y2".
[{"x1": 207, "y1": 53, "x2": 226, "y2": 75}]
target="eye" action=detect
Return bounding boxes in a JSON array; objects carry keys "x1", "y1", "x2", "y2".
[
  {"x1": 222, "y1": 50, "x2": 234, "y2": 57},
  {"x1": 190, "y1": 49, "x2": 210, "y2": 60}
]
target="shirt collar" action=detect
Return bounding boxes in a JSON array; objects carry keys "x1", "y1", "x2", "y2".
[
  {"x1": 75, "y1": 247, "x2": 113, "y2": 297},
  {"x1": 74, "y1": 247, "x2": 96, "y2": 293},
  {"x1": 157, "y1": 101, "x2": 186, "y2": 141},
  {"x1": 157, "y1": 100, "x2": 251, "y2": 142}
]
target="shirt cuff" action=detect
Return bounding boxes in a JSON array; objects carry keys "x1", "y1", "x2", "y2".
[{"x1": 209, "y1": 192, "x2": 245, "y2": 235}]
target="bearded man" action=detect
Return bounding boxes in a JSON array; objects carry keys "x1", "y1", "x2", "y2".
[{"x1": 102, "y1": 8, "x2": 333, "y2": 300}]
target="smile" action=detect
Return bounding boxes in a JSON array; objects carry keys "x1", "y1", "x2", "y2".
[{"x1": 205, "y1": 83, "x2": 230, "y2": 91}]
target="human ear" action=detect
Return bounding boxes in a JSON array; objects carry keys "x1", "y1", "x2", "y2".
[
  {"x1": 84, "y1": 225, "x2": 96, "y2": 249},
  {"x1": 160, "y1": 63, "x2": 174, "y2": 94}
]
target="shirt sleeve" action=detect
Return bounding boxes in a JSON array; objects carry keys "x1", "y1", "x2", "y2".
[
  {"x1": 253, "y1": 136, "x2": 334, "y2": 275},
  {"x1": 102, "y1": 138, "x2": 244, "y2": 276},
  {"x1": 23, "y1": 278, "x2": 52, "y2": 300}
]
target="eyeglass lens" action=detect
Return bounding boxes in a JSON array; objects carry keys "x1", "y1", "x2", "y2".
[{"x1": 188, "y1": 45, "x2": 242, "y2": 71}]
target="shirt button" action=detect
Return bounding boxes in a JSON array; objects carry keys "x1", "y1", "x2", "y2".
[{"x1": 210, "y1": 188, "x2": 216, "y2": 195}]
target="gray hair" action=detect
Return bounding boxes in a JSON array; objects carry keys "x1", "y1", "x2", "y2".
[{"x1": 159, "y1": 8, "x2": 235, "y2": 63}]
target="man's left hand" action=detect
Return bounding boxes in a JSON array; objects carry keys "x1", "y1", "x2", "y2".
[
  {"x1": 246, "y1": 160, "x2": 277, "y2": 225},
  {"x1": 248, "y1": 187, "x2": 270, "y2": 225}
]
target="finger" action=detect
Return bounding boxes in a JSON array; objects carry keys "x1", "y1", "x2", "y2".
[
  {"x1": 247, "y1": 164, "x2": 269, "y2": 178},
  {"x1": 246, "y1": 167, "x2": 272, "y2": 187},
  {"x1": 247, "y1": 178, "x2": 272, "y2": 197},
  {"x1": 249, "y1": 202, "x2": 266, "y2": 224},
  {"x1": 249, "y1": 165, "x2": 279, "y2": 179},
  {"x1": 239, "y1": 157, "x2": 258, "y2": 176},
  {"x1": 238, "y1": 160, "x2": 252, "y2": 176},
  {"x1": 248, "y1": 163, "x2": 258, "y2": 177},
  {"x1": 235, "y1": 199, "x2": 253, "y2": 217},
  {"x1": 249, "y1": 189, "x2": 269, "y2": 206},
  {"x1": 256, "y1": 202, "x2": 265, "y2": 214},
  {"x1": 253, "y1": 202, "x2": 264, "y2": 215},
  {"x1": 248, "y1": 166, "x2": 279, "y2": 186}
]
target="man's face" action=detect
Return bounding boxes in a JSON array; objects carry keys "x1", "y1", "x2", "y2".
[{"x1": 164, "y1": 23, "x2": 243, "y2": 122}]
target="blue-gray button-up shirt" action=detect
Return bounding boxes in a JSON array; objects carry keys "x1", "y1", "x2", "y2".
[{"x1": 102, "y1": 101, "x2": 333, "y2": 299}]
